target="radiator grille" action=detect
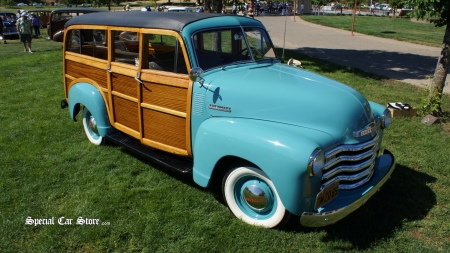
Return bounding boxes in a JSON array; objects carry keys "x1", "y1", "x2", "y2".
[{"x1": 321, "y1": 132, "x2": 380, "y2": 191}]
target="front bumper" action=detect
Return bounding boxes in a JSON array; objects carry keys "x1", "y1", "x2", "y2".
[{"x1": 300, "y1": 150, "x2": 395, "y2": 227}]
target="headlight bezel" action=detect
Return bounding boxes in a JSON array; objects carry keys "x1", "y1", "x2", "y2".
[
  {"x1": 381, "y1": 109, "x2": 392, "y2": 129},
  {"x1": 308, "y1": 148, "x2": 325, "y2": 176}
]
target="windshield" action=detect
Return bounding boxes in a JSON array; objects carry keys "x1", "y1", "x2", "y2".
[{"x1": 193, "y1": 27, "x2": 276, "y2": 70}]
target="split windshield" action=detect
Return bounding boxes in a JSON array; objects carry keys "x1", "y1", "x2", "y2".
[{"x1": 193, "y1": 27, "x2": 276, "y2": 70}]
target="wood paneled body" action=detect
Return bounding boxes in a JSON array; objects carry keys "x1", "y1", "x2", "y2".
[{"x1": 63, "y1": 26, "x2": 193, "y2": 157}]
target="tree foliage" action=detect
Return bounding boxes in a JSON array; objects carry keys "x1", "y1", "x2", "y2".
[{"x1": 407, "y1": 0, "x2": 450, "y2": 27}]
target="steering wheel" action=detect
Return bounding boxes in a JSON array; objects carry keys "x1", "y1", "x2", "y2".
[{"x1": 231, "y1": 47, "x2": 264, "y2": 62}]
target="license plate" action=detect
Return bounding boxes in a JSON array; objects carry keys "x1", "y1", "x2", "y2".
[{"x1": 315, "y1": 182, "x2": 339, "y2": 210}]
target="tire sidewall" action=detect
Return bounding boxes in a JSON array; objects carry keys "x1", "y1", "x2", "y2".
[
  {"x1": 223, "y1": 166, "x2": 287, "y2": 228},
  {"x1": 82, "y1": 106, "x2": 104, "y2": 145}
]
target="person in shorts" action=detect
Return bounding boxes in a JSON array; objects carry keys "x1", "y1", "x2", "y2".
[{"x1": 16, "y1": 12, "x2": 33, "y2": 53}]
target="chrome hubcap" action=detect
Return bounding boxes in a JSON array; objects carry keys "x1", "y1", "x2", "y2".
[{"x1": 88, "y1": 116, "x2": 99, "y2": 135}]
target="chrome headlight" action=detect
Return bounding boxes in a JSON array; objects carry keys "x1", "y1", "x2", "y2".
[
  {"x1": 381, "y1": 109, "x2": 392, "y2": 129},
  {"x1": 308, "y1": 149, "x2": 325, "y2": 176}
]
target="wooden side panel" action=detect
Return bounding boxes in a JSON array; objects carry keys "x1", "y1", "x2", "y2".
[
  {"x1": 65, "y1": 60, "x2": 107, "y2": 89},
  {"x1": 111, "y1": 73, "x2": 137, "y2": 98},
  {"x1": 142, "y1": 109, "x2": 186, "y2": 150},
  {"x1": 113, "y1": 96, "x2": 139, "y2": 132},
  {"x1": 141, "y1": 81, "x2": 187, "y2": 113}
]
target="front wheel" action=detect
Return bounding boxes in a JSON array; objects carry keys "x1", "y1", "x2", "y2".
[
  {"x1": 222, "y1": 166, "x2": 290, "y2": 228},
  {"x1": 82, "y1": 106, "x2": 104, "y2": 145}
]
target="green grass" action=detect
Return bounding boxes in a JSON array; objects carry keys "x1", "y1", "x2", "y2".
[
  {"x1": 1, "y1": 33, "x2": 450, "y2": 252},
  {"x1": 301, "y1": 15, "x2": 445, "y2": 47}
]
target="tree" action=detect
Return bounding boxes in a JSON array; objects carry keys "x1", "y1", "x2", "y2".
[
  {"x1": 388, "y1": 0, "x2": 403, "y2": 17},
  {"x1": 405, "y1": 0, "x2": 450, "y2": 115}
]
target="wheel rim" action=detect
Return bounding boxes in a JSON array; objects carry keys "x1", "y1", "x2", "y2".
[
  {"x1": 234, "y1": 175, "x2": 277, "y2": 219},
  {"x1": 84, "y1": 110, "x2": 101, "y2": 141}
]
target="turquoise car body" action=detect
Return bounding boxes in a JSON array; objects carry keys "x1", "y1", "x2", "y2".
[{"x1": 65, "y1": 13, "x2": 395, "y2": 227}]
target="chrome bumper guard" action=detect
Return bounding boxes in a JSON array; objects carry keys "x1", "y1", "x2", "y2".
[{"x1": 300, "y1": 150, "x2": 395, "y2": 227}]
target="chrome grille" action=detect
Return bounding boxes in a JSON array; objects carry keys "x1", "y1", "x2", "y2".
[{"x1": 321, "y1": 132, "x2": 380, "y2": 190}]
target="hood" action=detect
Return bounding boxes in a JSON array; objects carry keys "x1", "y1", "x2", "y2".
[{"x1": 202, "y1": 63, "x2": 374, "y2": 142}]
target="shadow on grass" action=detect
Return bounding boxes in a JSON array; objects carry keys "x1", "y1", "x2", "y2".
[
  {"x1": 276, "y1": 47, "x2": 440, "y2": 85},
  {"x1": 283, "y1": 164, "x2": 437, "y2": 249}
]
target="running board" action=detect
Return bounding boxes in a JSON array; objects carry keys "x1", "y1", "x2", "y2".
[{"x1": 106, "y1": 132, "x2": 193, "y2": 175}]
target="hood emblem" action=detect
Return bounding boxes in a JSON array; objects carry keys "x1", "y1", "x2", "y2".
[
  {"x1": 208, "y1": 104, "x2": 231, "y2": 113},
  {"x1": 353, "y1": 122, "x2": 376, "y2": 138}
]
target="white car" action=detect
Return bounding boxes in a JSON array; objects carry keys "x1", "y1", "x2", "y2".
[
  {"x1": 380, "y1": 4, "x2": 391, "y2": 11},
  {"x1": 17, "y1": 3, "x2": 28, "y2": 6}
]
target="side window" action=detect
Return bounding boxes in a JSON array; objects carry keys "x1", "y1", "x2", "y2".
[
  {"x1": 193, "y1": 29, "x2": 236, "y2": 70},
  {"x1": 146, "y1": 34, "x2": 187, "y2": 74},
  {"x1": 66, "y1": 29, "x2": 107, "y2": 60},
  {"x1": 113, "y1": 30, "x2": 140, "y2": 66}
]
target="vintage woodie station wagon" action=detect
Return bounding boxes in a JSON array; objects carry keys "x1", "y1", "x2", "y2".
[{"x1": 61, "y1": 12, "x2": 395, "y2": 228}]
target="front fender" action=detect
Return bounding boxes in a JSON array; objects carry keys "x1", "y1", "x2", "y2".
[
  {"x1": 68, "y1": 82, "x2": 114, "y2": 136},
  {"x1": 192, "y1": 117, "x2": 336, "y2": 215}
]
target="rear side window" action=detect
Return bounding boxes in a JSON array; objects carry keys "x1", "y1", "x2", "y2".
[
  {"x1": 146, "y1": 34, "x2": 187, "y2": 74},
  {"x1": 113, "y1": 30, "x2": 140, "y2": 66},
  {"x1": 66, "y1": 29, "x2": 107, "y2": 60}
]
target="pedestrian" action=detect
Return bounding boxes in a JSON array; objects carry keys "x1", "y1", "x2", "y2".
[
  {"x1": 232, "y1": 4, "x2": 237, "y2": 14},
  {"x1": 300, "y1": 3, "x2": 304, "y2": 15},
  {"x1": 16, "y1": 12, "x2": 33, "y2": 53},
  {"x1": 31, "y1": 13, "x2": 41, "y2": 37}
]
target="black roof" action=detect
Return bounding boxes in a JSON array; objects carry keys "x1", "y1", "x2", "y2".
[
  {"x1": 65, "y1": 12, "x2": 223, "y2": 32},
  {"x1": 51, "y1": 8, "x2": 107, "y2": 14}
]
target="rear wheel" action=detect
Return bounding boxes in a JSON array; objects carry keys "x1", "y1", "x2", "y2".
[
  {"x1": 222, "y1": 166, "x2": 290, "y2": 228},
  {"x1": 82, "y1": 106, "x2": 104, "y2": 145}
]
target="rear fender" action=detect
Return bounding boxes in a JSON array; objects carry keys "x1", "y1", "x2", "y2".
[{"x1": 68, "y1": 82, "x2": 114, "y2": 136}]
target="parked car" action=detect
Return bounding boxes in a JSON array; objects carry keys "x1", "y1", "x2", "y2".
[
  {"x1": 380, "y1": 4, "x2": 391, "y2": 11},
  {"x1": 61, "y1": 12, "x2": 395, "y2": 228},
  {"x1": 17, "y1": 3, "x2": 28, "y2": 6},
  {"x1": 47, "y1": 8, "x2": 107, "y2": 41},
  {"x1": 28, "y1": 10, "x2": 52, "y2": 28},
  {"x1": 167, "y1": 7, "x2": 195, "y2": 12},
  {"x1": 0, "y1": 12, "x2": 18, "y2": 38}
]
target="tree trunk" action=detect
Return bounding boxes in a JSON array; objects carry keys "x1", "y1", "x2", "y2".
[{"x1": 429, "y1": 23, "x2": 450, "y2": 115}]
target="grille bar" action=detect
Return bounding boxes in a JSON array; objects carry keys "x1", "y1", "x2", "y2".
[{"x1": 321, "y1": 131, "x2": 380, "y2": 191}]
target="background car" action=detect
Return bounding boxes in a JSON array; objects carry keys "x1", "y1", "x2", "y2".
[{"x1": 17, "y1": 3, "x2": 27, "y2": 6}]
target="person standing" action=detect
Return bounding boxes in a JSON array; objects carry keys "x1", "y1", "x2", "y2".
[
  {"x1": 16, "y1": 12, "x2": 33, "y2": 53},
  {"x1": 232, "y1": 4, "x2": 237, "y2": 14},
  {"x1": 0, "y1": 16, "x2": 6, "y2": 44},
  {"x1": 31, "y1": 13, "x2": 41, "y2": 37},
  {"x1": 300, "y1": 3, "x2": 304, "y2": 15}
]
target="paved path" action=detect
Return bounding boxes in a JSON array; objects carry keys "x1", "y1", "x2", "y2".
[{"x1": 256, "y1": 16, "x2": 450, "y2": 94}]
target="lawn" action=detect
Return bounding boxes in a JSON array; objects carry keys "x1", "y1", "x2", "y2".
[
  {"x1": 301, "y1": 15, "x2": 445, "y2": 47},
  {"x1": 0, "y1": 30, "x2": 449, "y2": 251}
]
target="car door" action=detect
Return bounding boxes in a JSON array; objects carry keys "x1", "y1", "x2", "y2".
[{"x1": 108, "y1": 29, "x2": 192, "y2": 157}]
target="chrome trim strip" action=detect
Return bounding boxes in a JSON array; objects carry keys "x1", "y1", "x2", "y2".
[
  {"x1": 324, "y1": 144, "x2": 378, "y2": 171},
  {"x1": 322, "y1": 154, "x2": 376, "y2": 180},
  {"x1": 321, "y1": 163, "x2": 375, "y2": 190},
  {"x1": 325, "y1": 133, "x2": 379, "y2": 158}
]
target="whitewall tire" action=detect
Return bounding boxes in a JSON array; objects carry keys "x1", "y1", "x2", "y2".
[
  {"x1": 222, "y1": 166, "x2": 290, "y2": 228},
  {"x1": 82, "y1": 106, "x2": 104, "y2": 145}
]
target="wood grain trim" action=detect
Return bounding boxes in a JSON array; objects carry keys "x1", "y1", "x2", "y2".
[
  {"x1": 142, "y1": 138, "x2": 189, "y2": 156},
  {"x1": 111, "y1": 91, "x2": 138, "y2": 103},
  {"x1": 65, "y1": 51, "x2": 107, "y2": 69},
  {"x1": 140, "y1": 72, "x2": 190, "y2": 88},
  {"x1": 140, "y1": 103, "x2": 186, "y2": 118},
  {"x1": 185, "y1": 81, "x2": 193, "y2": 157},
  {"x1": 65, "y1": 74, "x2": 75, "y2": 80},
  {"x1": 110, "y1": 63, "x2": 138, "y2": 76},
  {"x1": 114, "y1": 123, "x2": 140, "y2": 139}
]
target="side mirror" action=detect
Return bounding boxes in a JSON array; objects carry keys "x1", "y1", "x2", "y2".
[{"x1": 189, "y1": 67, "x2": 205, "y2": 87}]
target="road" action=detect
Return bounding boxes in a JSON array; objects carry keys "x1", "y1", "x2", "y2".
[{"x1": 255, "y1": 15, "x2": 450, "y2": 94}]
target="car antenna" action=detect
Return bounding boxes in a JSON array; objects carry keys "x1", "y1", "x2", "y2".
[{"x1": 281, "y1": 14, "x2": 288, "y2": 63}]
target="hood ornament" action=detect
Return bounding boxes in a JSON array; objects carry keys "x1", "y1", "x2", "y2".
[{"x1": 353, "y1": 122, "x2": 377, "y2": 138}]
